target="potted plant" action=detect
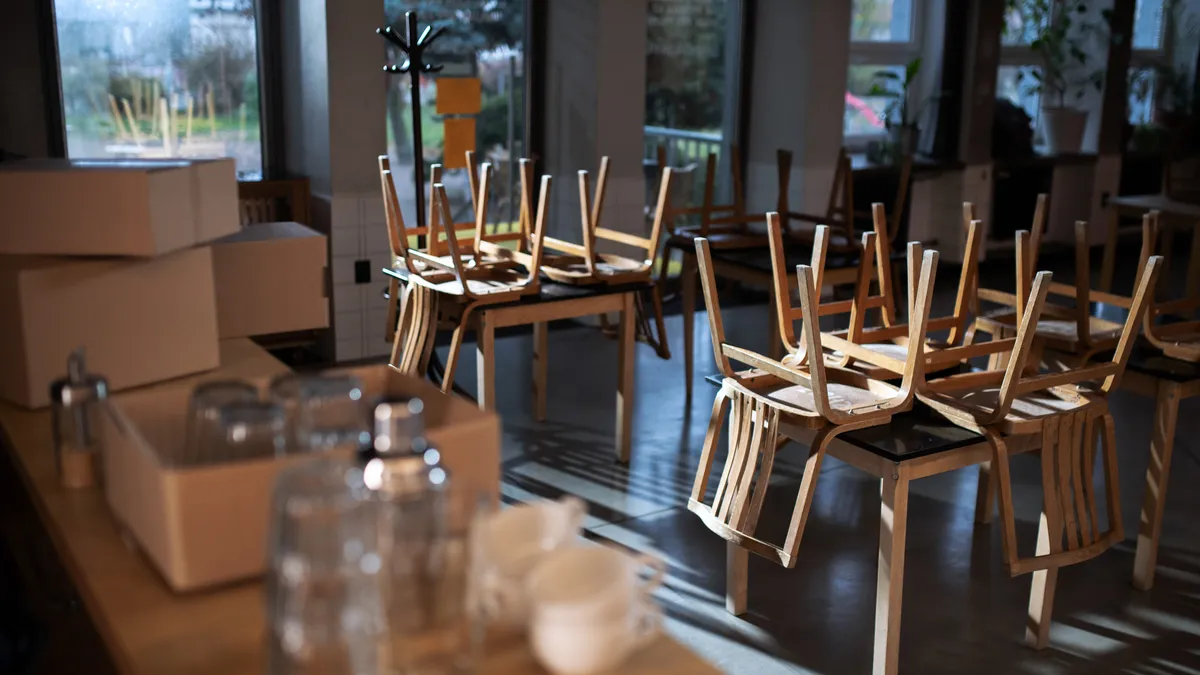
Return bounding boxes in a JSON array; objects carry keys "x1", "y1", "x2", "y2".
[
  {"x1": 1007, "y1": 0, "x2": 1109, "y2": 154},
  {"x1": 869, "y1": 57, "x2": 929, "y2": 157}
]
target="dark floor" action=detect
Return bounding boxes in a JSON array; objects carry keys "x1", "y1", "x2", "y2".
[{"x1": 4, "y1": 246, "x2": 1200, "y2": 674}]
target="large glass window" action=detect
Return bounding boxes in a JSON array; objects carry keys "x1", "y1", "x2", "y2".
[
  {"x1": 53, "y1": 0, "x2": 264, "y2": 179},
  {"x1": 644, "y1": 0, "x2": 742, "y2": 199},
  {"x1": 383, "y1": 1, "x2": 525, "y2": 230},
  {"x1": 845, "y1": 0, "x2": 922, "y2": 144}
]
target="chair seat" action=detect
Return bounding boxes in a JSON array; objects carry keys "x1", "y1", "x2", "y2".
[
  {"x1": 978, "y1": 311, "x2": 1123, "y2": 351},
  {"x1": 919, "y1": 385, "x2": 1094, "y2": 435},
  {"x1": 669, "y1": 229, "x2": 767, "y2": 250},
  {"x1": 725, "y1": 367, "x2": 900, "y2": 425},
  {"x1": 541, "y1": 254, "x2": 650, "y2": 285}
]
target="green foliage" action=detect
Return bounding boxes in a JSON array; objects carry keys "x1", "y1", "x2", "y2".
[
  {"x1": 867, "y1": 57, "x2": 941, "y2": 130},
  {"x1": 1004, "y1": 0, "x2": 1110, "y2": 109},
  {"x1": 476, "y1": 90, "x2": 521, "y2": 152}
]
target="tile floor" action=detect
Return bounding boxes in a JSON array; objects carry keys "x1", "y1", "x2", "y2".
[{"x1": 440, "y1": 263, "x2": 1200, "y2": 674}]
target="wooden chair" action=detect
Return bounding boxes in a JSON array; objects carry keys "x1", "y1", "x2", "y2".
[
  {"x1": 1140, "y1": 210, "x2": 1200, "y2": 361},
  {"x1": 919, "y1": 252, "x2": 1163, "y2": 649},
  {"x1": 389, "y1": 174, "x2": 549, "y2": 393},
  {"x1": 687, "y1": 219, "x2": 938, "y2": 570},
  {"x1": 767, "y1": 203, "x2": 978, "y2": 380},
  {"x1": 659, "y1": 145, "x2": 783, "y2": 250},
  {"x1": 596, "y1": 164, "x2": 696, "y2": 360},
  {"x1": 537, "y1": 156, "x2": 666, "y2": 286},
  {"x1": 237, "y1": 177, "x2": 311, "y2": 226}
]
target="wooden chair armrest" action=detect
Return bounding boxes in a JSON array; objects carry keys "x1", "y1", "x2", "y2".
[
  {"x1": 543, "y1": 237, "x2": 589, "y2": 257},
  {"x1": 924, "y1": 369, "x2": 1005, "y2": 393},
  {"x1": 1014, "y1": 363, "x2": 1119, "y2": 395},
  {"x1": 722, "y1": 344, "x2": 814, "y2": 390},
  {"x1": 595, "y1": 227, "x2": 652, "y2": 251},
  {"x1": 408, "y1": 250, "x2": 457, "y2": 273}
]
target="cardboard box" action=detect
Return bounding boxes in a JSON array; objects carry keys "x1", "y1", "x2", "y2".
[
  {"x1": 103, "y1": 364, "x2": 500, "y2": 592},
  {"x1": 0, "y1": 158, "x2": 239, "y2": 256},
  {"x1": 0, "y1": 247, "x2": 221, "y2": 408},
  {"x1": 209, "y1": 221, "x2": 329, "y2": 338}
]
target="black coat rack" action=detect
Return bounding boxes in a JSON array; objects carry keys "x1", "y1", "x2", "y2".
[{"x1": 378, "y1": 12, "x2": 445, "y2": 232}]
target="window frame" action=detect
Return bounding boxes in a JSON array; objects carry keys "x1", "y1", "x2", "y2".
[{"x1": 844, "y1": 0, "x2": 925, "y2": 150}]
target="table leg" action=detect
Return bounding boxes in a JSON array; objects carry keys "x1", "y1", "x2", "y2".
[
  {"x1": 1133, "y1": 380, "x2": 1181, "y2": 591},
  {"x1": 476, "y1": 311, "x2": 496, "y2": 412},
  {"x1": 681, "y1": 251, "x2": 697, "y2": 401},
  {"x1": 615, "y1": 292, "x2": 636, "y2": 463},
  {"x1": 1100, "y1": 207, "x2": 1119, "y2": 293},
  {"x1": 726, "y1": 541, "x2": 748, "y2": 615},
  {"x1": 532, "y1": 321, "x2": 548, "y2": 422},
  {"x1": 874, "y1": 464, "x2": 910, "y2": 675}
]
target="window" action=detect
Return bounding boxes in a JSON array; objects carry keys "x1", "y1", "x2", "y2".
[
  {"x1": 644, "y1": 0, "x2": 743, "y2": 200},
  {"x1": 1129, "y1": 0, "x2": 1167, "y2": 125},
  {"x1": 53, "y1": 0, "x2": 265, "y2": 179},
  {"x1": 997, "y1": 2, "x2": 1048, "y2": 143},
  {"x1": 844, "y1": 0, "x2": 921, "y2": 144},
  {"x1": 383, "y1": 1, "x2": 525, "y2": 230}
]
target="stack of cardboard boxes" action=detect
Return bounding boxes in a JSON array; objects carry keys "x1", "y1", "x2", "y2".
[{"x1": 0, "y1": 158, "x2": 329, "y2": 408}]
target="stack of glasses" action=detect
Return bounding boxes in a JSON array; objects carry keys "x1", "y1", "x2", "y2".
[{"x1": 266, "y1": 396, "x2": 475, "y2": 675}]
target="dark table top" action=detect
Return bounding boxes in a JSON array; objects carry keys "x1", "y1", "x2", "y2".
[
  {"x1": 703, "y1": 374, "x2": 981, "y2": 462},
  {"x1": 664, "y1": 238, "x2": 905, "y2": 275},
  {"x1": 1126, "y1": 345, "x2": 1200, "y2": 383},
  {"x1": 381, "y1": 265, "x2": 654, "y2": 310}
]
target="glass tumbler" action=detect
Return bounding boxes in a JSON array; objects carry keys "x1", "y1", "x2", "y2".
[
  {"x1": 181, "y1": 379, "x2": 259, "y2": 466},
  {"x1": 288, "y1": 375, "x2": 369, "y2": 455},
  {"x1": 375, "y1": 488, "x2": 486, "y2": 675},
  {"x1": 211, "y1": 401, "x2": 287, "y2": 464},
  {"x1": 266, "y1": 459, "x2": 382, "y2": 675}
]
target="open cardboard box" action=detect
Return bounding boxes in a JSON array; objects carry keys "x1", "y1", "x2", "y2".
[{"x1": 103, "y1": 364, "x2": 500, "y2": 593}]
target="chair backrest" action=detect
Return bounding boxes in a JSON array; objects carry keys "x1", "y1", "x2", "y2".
[
  {"x1": 238, "y1": 177, "x2": 311, "y2": 226},
  {"x1": 379, "y1": 155, "x2": 416, "y2": 272},
  {"x1": 967, "y1": 250, "x2": 1162, "y2": 422},
  {"x1": 700, "y1": 215, "x2": 939, "y2": 423},
  {"x1": 658, "y1": 144, "x2": 785, "y2": 238}
]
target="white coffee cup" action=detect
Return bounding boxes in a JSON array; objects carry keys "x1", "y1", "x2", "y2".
[
  {"x1": 474, "y1": 496, "x2": 586, "y2": 622},
  {"x1": 525, "y1": 545, "x2": 665, "y2": 675}
]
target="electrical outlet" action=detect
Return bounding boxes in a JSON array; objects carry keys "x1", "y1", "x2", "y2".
[{"x1": 355, "y1": 260, "x2": 371, "y2": 284}]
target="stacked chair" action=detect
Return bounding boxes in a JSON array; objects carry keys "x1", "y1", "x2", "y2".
[
  {"x1": 1139, "y1": 210, "x2": 1200, "y2": 361},
  {"x1": 689, "y1": 217, "x2": 938, "y2": 571},
  {"x1": 379, "y1": 154, "x2": 550, "y2": 392},
  {"x1": 689, "y1": 201, "x2": 1165, "y2": 656}
]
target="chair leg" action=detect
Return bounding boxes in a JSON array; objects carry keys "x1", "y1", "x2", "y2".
[
  {"x1": 1025, "y1": 511, "x2": 1062, "y2": 650},
  {"x1": 726, "y1": 542, "x2": 748, "y2": 615},
  {"x1": 681, "y1": 251, "x2": 697, "y2": 401},
  {"x1": 441, "y1": 304, "x2": 476, "y2": 395},
  {"x1": 385, "y1": 277, "x2": 400, "y2": 343}
]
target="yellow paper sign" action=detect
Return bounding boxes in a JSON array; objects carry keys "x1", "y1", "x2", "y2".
[
  {"x1": 436, "y1": 78, "x2": 482, "y2": 115},
  {"x1": 442, "y1": 118, "x2": 476, "y2": 169}
]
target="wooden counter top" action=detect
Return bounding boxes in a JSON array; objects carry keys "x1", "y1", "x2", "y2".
[{"x1": 1, "y1": 338, "x2": 719, "y2": 675}]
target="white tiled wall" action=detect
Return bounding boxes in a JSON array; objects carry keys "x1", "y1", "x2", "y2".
[{"x1": 321, "y1": 190, "x2": 396, "y2": 362}]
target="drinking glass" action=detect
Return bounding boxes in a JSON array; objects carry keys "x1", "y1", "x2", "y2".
[
  {"x1": 211, "y1": 401, "x2": 287, "y2": 464},
  {"x1": 289, "y1": 375, "x2": 369, "y2": 454},
  {"x1": 181, "y1": 379, "x2": 259, "y2": 466},
  {"x1": 377, "y1": 489, "x2": 485, "y2": 675},
  {"x1": 267, "y1": 459, "x2": 382, "y2": 675}
]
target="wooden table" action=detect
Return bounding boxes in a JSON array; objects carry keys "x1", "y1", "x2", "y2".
[
  {"x1": 1117, "y1": 346, "x2": 1199, "y2": 591},
  {"x1": 384, "y1": 266, "x2": 650, "y2": 463},
  {"x1": 1, "y1": 338, "x2": 718, "y2": 675},
  {"x1": 1102, "y1": 194, "x2": 1200, "y2": 293}
]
